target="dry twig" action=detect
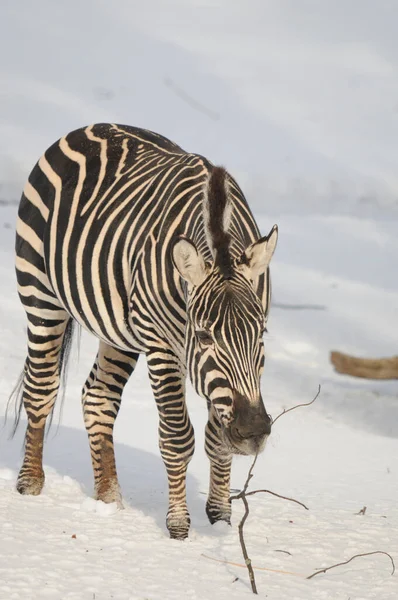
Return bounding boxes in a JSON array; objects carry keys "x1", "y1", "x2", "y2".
[
  {"x1": 218, "y1": 385, "x2": 394, "y2": 594},
  {"x1": 245, "y1": 489, "x2": 309, "y2": 511},
  {"x1": 272, "y1": 385, "x2": 321, "y2": 425},
  {"x1": 230, "y1": 454, "x2": 258, "y2": 593},
  {"x1": 239, "y1": 491, "x2": 258, "y2": 593},
  {"x1": 230, "y1": 454, "x2": 309, "y2": 593},
  {"x1": 230, "y1": 454, "x2": 258, "y2": 502},
  {"x1": 307, "y1": 551, "x2": 395, "y2": 580},
  {"x1": 355, "y1": 506, "x2": 367, "y2": 516},
  {"x1": 228, "y1": 387, "x2": 320, "y2": 593},
  {"x1": 201, "y1": 554, "x2": 305, "y2": 577}
]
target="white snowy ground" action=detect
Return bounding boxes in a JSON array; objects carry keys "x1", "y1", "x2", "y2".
[{"x1": 0, "y1": 1, "x2": 398, "y2": 599}]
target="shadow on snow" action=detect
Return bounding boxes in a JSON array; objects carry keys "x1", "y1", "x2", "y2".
[{"x1": 0, "y1": 418, "x2": 211, "y2": 537}]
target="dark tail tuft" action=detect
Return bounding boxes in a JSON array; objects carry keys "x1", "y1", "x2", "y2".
[
  {"x1": 47, "y1": 319, "x2": 75, "y2": 434},
  {"x1": 6, "y1": 362, "x2": 26, "y2": 438}
]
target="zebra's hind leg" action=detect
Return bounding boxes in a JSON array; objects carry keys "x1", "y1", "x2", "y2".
[
  {"x1": 147, "y1": 347, "x2": 194, "y2": 540},
  {"x1": 205, "y1": 406, "x2": 232, "y2": 525},
  {"x1": 17, "y1": 314, "x2": 72, "y2": 496},
  {"x1": 82, "y1": 341, "x2": 138, "y2": 506}
]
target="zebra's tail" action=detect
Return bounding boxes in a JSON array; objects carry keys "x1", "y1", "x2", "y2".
[{"x1": 5, "y1": 319, "x2": 77, "y2": 438}]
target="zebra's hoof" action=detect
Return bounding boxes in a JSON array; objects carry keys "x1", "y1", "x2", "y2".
[
  {"x1": 206, "y1": 500, "x2": 231, "y2": 525},
  {"x1": 16, "y1": 471, "x2": 45, "y2": 496},
  {"x1": 95, "y1": 479, "x2": 123, "y2": 507},
  {"x1": 167, "y1": 510, "x2": 190, "y2": 540}
]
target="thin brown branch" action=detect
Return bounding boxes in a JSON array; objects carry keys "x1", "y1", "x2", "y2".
[
  {"x1": 227, "y1": 454, "x2": 259, "y2": 593},
  {"x1": 229, "y1": 451, "x2": 309, "y2": 594},
  {"x1": 243, "y1": 453, "x2": 258, "y2": 495},
  {"x1": 239, "y1": 493, "x2": 258, "y2": 594},
  {"x1": 227, "y1": 385, "x2": 317, "y2": 593},
  {"x1": 201, "y1": 554, "x2": 305, "y2": 577},
  {"x1": 272, "y1": 385, "x2": 321, "y2": 425},
  {"x1": 354, "y1": 506, "x2": 367, "y2": 516},
  {"x1": 307, "y1": 551, "x2": 395, "y2": 580},
  {"x1": 230, "y1": 454, "x2": 258, "y2": 501},
  {"x1": 245, "y1": 489, "x2": 309, "y2": 511}
]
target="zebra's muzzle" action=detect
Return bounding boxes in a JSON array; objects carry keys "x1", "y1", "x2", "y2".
[{"x1": 227, "y1": 391, "x2": 271, "y2": 455}]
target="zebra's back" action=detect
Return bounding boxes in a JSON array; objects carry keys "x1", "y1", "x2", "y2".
[{"x1": 16, "y1": 123, "x2": 262, "y2": 354}]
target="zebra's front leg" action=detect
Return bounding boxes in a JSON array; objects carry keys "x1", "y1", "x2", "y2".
[
  {"x1": 147, "y1": 348, "x2": 194, "y2": 540},
  {"x1": 205, "y1": 406, "x2": 232, "y2": 525},
  {"x1": 82, "y1": 342, "x2": 138, "y2": 506}
]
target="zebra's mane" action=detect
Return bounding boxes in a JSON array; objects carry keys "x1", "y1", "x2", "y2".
[{"x1": 204, "y1": 166, "x2": 234, "y2": 279}]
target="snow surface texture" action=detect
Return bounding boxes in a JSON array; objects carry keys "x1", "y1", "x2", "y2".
[{"x1": 0, "y1": 1, "x2": 397, "y2": 599}]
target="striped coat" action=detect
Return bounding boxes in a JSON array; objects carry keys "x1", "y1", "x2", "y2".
[{"x1": 14, "y1": 124, "x2": 278, "y2": 538}]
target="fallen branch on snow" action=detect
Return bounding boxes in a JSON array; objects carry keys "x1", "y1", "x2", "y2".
[
  {"x1": 355, "y1": 506, "x2": 367, "y2": 516},
  {"x1": 220, "y1": 386, "x2": 394, "y2": 594},
  {"x1": 201, "y1": 550, "x2": 396, "y2": 581},
  {"x1": 201, "y1": 553, "x2": 305, "y2": 578},
  {"x1": 330, "y1": 351, "x2": 398, "y2": 380},
  {"x1": 229, "y1": 454, "x2": 308, "y2": 593},
  {"x1": 230, "y1": 454, "x2": 259, "y2": 593},
  {"x1": 307, "y1": 551, "x2": 395, "y2": 579},
  {"x1": 227, "y1": 387, "x2": 321, "y2": 594}
]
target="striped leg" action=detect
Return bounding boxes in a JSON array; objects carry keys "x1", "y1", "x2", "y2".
[
  {"x1": 205, "y1": 406, "x2": 232, "y2": 525},
  {"x1": 17, "y1": 314, "x2": 72, "y2": 495},
  {"x1": 147, "y1": 347, "x2": 194, "y2": 540},
  {"x1": 82, "y1": 342, "x2": 138, "y2": 506}
]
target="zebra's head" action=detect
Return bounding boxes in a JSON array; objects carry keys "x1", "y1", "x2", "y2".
[{"x1": 172, "y1": 223, "x2": 278, "y2": 456}]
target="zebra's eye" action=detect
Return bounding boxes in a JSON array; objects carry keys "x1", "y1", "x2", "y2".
[{"x1": 196, "y1": 330, "x2": 213, "y2": 347}]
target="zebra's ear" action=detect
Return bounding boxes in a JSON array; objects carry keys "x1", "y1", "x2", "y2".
[
  {"x1": 172, "y1": 237, "x2": 207, "y2": 288},
  {"x1": 240, "y1": 225, "x2": 278, "y2": 279}
]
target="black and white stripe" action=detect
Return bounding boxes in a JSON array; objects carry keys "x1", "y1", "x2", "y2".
[{"x1": 13, "y1": 123, "x2": 278, "y2": 538}]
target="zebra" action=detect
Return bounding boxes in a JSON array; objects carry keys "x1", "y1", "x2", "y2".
[{"x1": 12, "y1": 123, "x2": 278, "y2": 539}]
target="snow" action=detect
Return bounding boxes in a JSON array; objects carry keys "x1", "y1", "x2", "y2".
[{"x1": 0, "y1": 1, "x2": 397, "y2": 599}]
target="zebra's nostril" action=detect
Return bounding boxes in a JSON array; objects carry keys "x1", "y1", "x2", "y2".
[
  {"x1": 234, "y1": 428, "x2": 245, "y2": 440},
  {"x1": 237, "y1": 429, "x2": 255, "y2": 440},
  {"x1": 234, "y1": 421, "x2": 271, "y2": 440}
]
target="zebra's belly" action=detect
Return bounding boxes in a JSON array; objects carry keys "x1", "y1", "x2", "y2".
[
  {"x1": 66, "y1": 301, "x2": 147, "y2": 353},
  {"x1": 44, "y1": 248, "x2": 146, "y2": 354}
]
